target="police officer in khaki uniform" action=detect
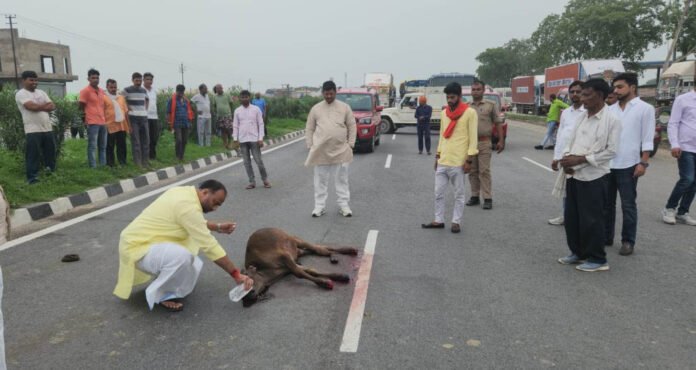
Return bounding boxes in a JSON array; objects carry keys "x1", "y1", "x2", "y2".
[{"x1": 466, "y1": 80, "x2": 504, "y2": 210}]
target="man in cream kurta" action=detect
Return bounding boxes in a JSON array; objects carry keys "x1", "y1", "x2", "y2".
[
  {"x1": 113, "y1": 180, "x2": 252, "y2": 311},
  {"x1": 305, "y1": 81, "x2": 357, "y2": 217}
]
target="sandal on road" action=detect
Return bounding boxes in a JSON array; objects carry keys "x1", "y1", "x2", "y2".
[
  {"x1": 263, "y1": 181, "x2": 272, "y2": 188},
  {"x1": 159, "y1": 300, "x2": 184, "y2": 312},
  {"x1": 245, "y1": 184, "x2": 256, "y2": 190}
]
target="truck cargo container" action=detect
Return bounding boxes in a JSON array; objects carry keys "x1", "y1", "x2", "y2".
[{"x1": 511, "y1": 75, "x2": 545, "y2": 114}]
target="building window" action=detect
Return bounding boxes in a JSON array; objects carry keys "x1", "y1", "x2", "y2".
[
  {"x1": 41, "y1": 55, "x2": 55, "y2": 74},
  {"x1": 64, "y1": 58, "x2": 69, "y2": 74}
]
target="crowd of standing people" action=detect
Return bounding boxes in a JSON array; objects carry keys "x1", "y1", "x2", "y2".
[{"x1": 13, "y1": 68, "x2": 270, "y2": 186}]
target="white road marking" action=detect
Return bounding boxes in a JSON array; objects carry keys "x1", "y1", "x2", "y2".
[
  {"x1": 522, "y1": 157, "x2": 553, "y2": 173},
  {"x1": 340, "y1": 230, "x2": 378, "y2": 353},
  {"x1": 385, "y1": 154, "x2": 392, "y2": 169},
  {"x1": 391, "y1": 134, "x2": 396, "y2": 140},
  {"x1": 0, "y1": 137, "x2": 305, "y2": 252}
]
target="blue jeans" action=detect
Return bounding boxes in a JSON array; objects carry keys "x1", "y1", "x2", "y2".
[
  {"x1": 87, "y1": 124, "x2": 107, "y2": 168},
  {"x1": 666, "y1": 151, "x2": 696, "y2": 215},
  {"x1": 605, "y1": 166, "x2": 638, "y2": 246},
  {"x1": 540, "y1": 121, "x2": 557, "y2": 146},
  {"x1": 416, "y1": 123, "x2": 431, "y2": 152}
]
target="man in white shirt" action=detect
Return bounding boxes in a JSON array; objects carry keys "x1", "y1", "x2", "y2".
[
  {"x1": 549, "y1": 80, "x2": 585, "y2": 225},
  {"x1": 233, "y1": 90, "x2": 270, "y2": 189},
  {"x1": 191, "y1": 84, "x2": 212, "y2": 147},
  {"x1": 605, "y1": 73, "x2": 655, "y2": 256},
  {"x1": 143, "y1": 72, "x2": 160, "y2": 160},
  {"x1": 557, "y1": 78, "x2": 622, "y2": 272},
  {"x1": 14, "y1": 70, "x2": 57, "y2": 184}
]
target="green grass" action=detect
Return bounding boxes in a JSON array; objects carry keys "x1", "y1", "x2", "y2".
[
  {"x1": 506, "y1": 112, "x2": 546, "y2": 124},
  {"x1": 0, "y1": 118, "x2": 305, "y2": 208}
]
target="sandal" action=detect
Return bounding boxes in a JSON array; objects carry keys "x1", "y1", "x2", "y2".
[
  {"x1": 61, "y1": 254, "x2": 80, "y2": 262},
  {"x1": 246, "y1": 184, "x2": 256, "y2": 189},
  {"x1": 159, "y1": 300, "x2": 184, "y2": 312},
  {"x1": 263, "y1": 181, "x2": 272, "y2": 188}
]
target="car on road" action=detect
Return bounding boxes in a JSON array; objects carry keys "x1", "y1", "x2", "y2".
[
  {"x1": 380, "y1": 88, "x2": 507, "y2": 146},
  {"x1": 336, "y1": 88, "x2": 383, "y2": 153}
]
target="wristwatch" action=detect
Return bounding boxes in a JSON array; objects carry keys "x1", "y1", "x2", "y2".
[{"x1": 639, "y1": 162, "x2": 649, "y2": 168}]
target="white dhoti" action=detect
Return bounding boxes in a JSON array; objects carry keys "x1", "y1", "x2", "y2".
[{"x1": 137, "y1": 243, "x2": 203, "y2": 310}]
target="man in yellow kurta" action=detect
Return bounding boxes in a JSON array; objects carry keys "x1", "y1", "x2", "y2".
[
  {"x1": 113, "y1": 179, "x2": 253, "y2": 311},
  {"x1": 421, "y1": 82, "x2": 478, "y2": 233},
  {"x1": 305, "y1": 80, "x2": 357, "y2": 218}
]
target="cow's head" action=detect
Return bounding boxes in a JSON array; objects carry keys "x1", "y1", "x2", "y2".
[{"x1": 242, "y1": 265, "x2": 266, "y2": 308}]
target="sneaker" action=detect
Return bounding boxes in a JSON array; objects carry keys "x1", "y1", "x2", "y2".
[
  {"x1": 662, "y1": 208, "x2": 677, "y2": 225},
  {"x1": 676, "y1": 213, "x2": 696, "y2": 226},
  {"x1": 576, "y1": 262, "x2": 610, "y2": 272},
  {"x1": 558, "y1": 254, "x2": 584, "y2": 265},
  {"x1": 548, "y1": 216, "x2": 564, "y2": 225},
  {"x1": 311, "y1": 208, "x2": 326, "y2": 217},
  {"x1": 339, "y1": 207, "x2": 352, "y2": 217},
  {"x1": 466, "y1": 196, "x2": 480, "y2": 206}
]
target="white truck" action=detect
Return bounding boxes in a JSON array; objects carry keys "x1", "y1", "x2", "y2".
[
  {"x1": 656, "y1": 60, "x2": 696, "y2": 127},
  {"x1": 364, "y1": 73, "x2": 396, "y2": 107},
  {"x1": 379, "y1": 87, "x2": 505, "y2": 135}
]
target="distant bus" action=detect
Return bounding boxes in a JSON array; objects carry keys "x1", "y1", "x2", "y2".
[{"x1": 427, "y1": 73, "x2": 476, "y2": 88}]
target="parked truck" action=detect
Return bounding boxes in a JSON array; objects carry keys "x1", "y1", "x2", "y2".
[
  {"x1": 364, "y1": 72, "x2": 396, "y2": 107},
  {"x1": 511, "y1": 75, "x2": 545, "y2": 114},
  {"x1": 656, "y1": 60, "x2": 696, "y2": 121},
  {"x1": 544, "y1": 59, "x2": 625, "y2": 103}
]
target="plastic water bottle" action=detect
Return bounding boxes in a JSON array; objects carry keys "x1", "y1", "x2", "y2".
[{"x1": 228, "y1": 283, "x2": 252, "y2": 302}]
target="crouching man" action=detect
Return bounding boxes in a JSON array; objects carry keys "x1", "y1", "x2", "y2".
[{"x1": 113, "y1": 179, "x2": 253, "y2": 311}]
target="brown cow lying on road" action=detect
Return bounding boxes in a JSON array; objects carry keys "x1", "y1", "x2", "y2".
[{"x1": 241, "y1": 228, "x2": 358, "y2": 307}]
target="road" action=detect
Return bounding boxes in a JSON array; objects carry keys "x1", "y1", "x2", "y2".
[{"x1": 1, "y1": 120, "x2": 694, "y2": 369}]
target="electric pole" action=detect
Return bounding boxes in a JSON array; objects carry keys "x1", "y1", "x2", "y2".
[
  {"x1": 179, "y1": 63, "x2": 186, "y2": 85},
  {"x1": 344, "y1": 72, "x2": 347, "y2": 88},
  {"x1": 248, "y1": 79, "x2": 252, "y2": 92},
  {"x1": 5, "y1": 14, "x2": 20, "y2": 89}
]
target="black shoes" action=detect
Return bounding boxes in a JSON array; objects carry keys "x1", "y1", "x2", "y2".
[
  {"x1": 451, "y1": 223, "x2": 461, "y2": 233},
  {"x1": 534, "y1": 145, "x2": 543, "y2": 150},
  {"x1": 421, "y1": 222, "x2": 445, "y2": 229},
  {"x1": 619, "y1": 242, "x2": 634, "y2": 256},
  {"x1": 466, "y1": 196, "x2": 480, "y2": 206},
  {"x1": 544, "y1": 145, "x2": 555, "y2": 150},
  {"x1": 483, "y1": 199, "x2": 493, "y2": 210}
]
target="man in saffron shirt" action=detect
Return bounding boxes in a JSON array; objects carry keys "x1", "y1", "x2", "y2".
[{"x1": 422, "y1": 82, "x2": 478, "y2": 233}]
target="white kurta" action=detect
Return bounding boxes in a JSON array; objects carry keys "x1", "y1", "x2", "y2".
[{"x1": 305, "y1": 100, "x2": 356, "y2": 166}]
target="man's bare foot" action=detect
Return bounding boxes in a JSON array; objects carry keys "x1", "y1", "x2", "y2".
[{"x1": 159, "y1": 300, "x2": 183, "y2": 312}]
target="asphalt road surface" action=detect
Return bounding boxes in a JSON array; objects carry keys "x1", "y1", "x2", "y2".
[{"x1": 1, "y1": 121, "x2": 694, "y2": 369}]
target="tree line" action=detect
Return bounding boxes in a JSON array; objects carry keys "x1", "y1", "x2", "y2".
[{"x1": 476, "y1": 0, "x2": 695, "y2": 87}]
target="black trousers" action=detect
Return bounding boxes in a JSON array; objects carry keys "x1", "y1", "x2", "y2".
[
  {"x1": 106, "y1": 131, "x2": 127, "y2": 166},
  {"x1": 175, "y1": 127, "x2": 189, "y2": 161},
  {"x1": 148, "y1": 119, "x2": 160, "y2": 160},
  {"x1": 25, "y1": 131, "x2": 56, "y2": 183},
  {"x1": 564, "y1": 175, "x2": 609, "y2": 264}
]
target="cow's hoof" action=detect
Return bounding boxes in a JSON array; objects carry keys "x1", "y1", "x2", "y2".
[
  {"x1": 329, "y1": 254, "x2": 338, "y2": 264},
  {"x1": 318, "y1": 280, "x2": 334, "y2": 290},
  {"x1": 332, "y1": 274, "x2": 350, "y2": 283}
]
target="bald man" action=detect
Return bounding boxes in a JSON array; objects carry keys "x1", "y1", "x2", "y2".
[{"x1": 415, "y1": 95, "x2": 433, "y2": 154}]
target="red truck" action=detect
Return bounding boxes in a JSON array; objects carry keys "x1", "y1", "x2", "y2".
[
  {"x1": 544, "y1": 59, "x2": 625, "y2": 103},
  {"x1": 511, "y1": 75, "x2": 545, "y2": 115}
]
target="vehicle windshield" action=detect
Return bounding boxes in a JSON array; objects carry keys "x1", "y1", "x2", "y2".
[
  {"x1": 405, "y1": 80, "x2": 427, "y2": 88},
  {"x1": 336, "y1": 94, "x2": 373, "y2": 111},
  {"x1": 428, "y1": 74, "x2": 475, "y2": 87}
]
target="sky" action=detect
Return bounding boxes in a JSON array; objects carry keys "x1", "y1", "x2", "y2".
[{"x1": 4, "y1": 0, "x2": 671, "y2": 93}]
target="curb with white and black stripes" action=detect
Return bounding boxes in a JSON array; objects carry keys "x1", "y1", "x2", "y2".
[{"x1": 10, "y1": 129, "x2": 305, "y2": 229}]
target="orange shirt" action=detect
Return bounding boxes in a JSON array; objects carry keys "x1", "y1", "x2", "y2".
[
  {"x1": 79, "y1": 85, "x2": 107, "y2": 125},
  {"x1": 104, "y1": 95, "x2": 130, "y2": 134}
]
